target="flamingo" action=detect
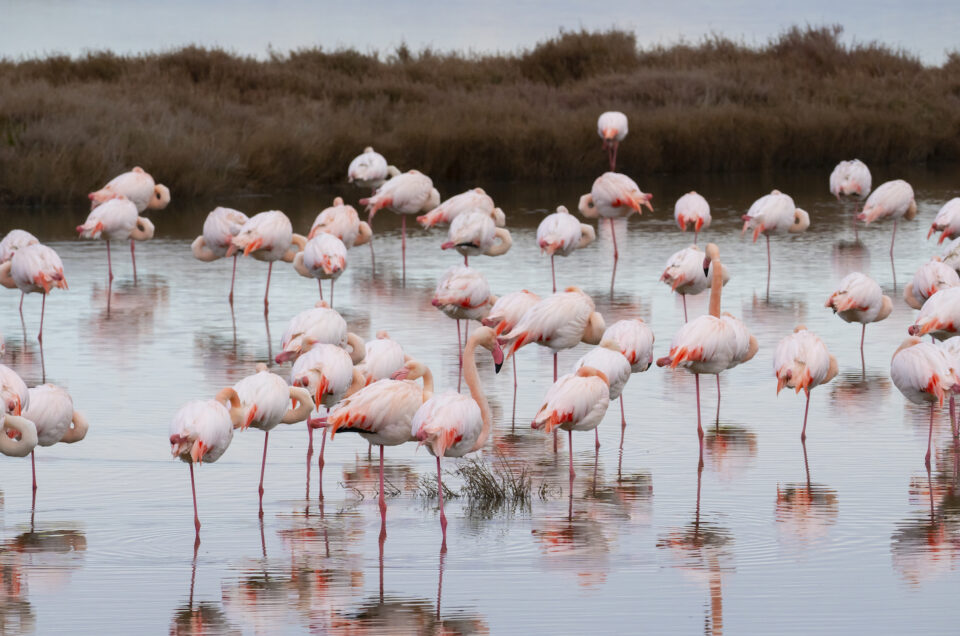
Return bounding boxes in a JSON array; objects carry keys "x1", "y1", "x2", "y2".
[
  {"x1": 191, "y1": 207, "x2": 249, "y2": 304},
  {"x1": 481, "y1": 290, "x2": 540, "y2": 421},
  {"x1": 274, "y1": 303, "x2": 365, "y2": 364},
  {"x1": 0, "y1": 243, "x2": 67, "y2": 343},
  {"x1": 0, "y1": 230, "x2": 38, "y2": 313},
  {"x1": 227, "y1": 210, "x2": 307, "y2": 312},
  {"x1": 830, "y1": 159, "x2": 872, "y2": 237},
  {"x1": 741, "y1": 190, "x2": 810, "y2": 295},
  {"x1": 308, "y1": 197, "x2": 372, "y2": 248},
  {"x1": 597, "y1": 111, "x2": 628, "y2": 171},
  {"x1": 674, "y1": 192, "x2": 711, "y2": 243},
  {"x1": 431, "y1": 266, "x2": 496, "y2": 390},
  {"x1": 20, "y1": 384, "x2": 89, "y2": 492},
  {"x1": 0, "y1": 364, "x2": 29, "y2": 416},
  {"x1": 927, "y1": 198, "x2": 960, "y2": 245},
  {"x1": 825, "y1": 272, "x2": 892, "y2": 368},
  {"x1": 410, "y1": 326, "x2": 504, "y2": 545},
  {"x1": 904, "y1": 260, "x2": 960, "y2": 310},
  {"x1": 938, "y1": 336, "x2": 960, "y2": 438},
  {"x1": 417, "y1": 188, "x2": 505, "y2": 228},
  {"x1": 77, "y1": 198, "x2": 155, "y2": 285},
  {"x1": 941, "y1": 237, "x2": 960, "y2": 274},
  {"x1": 357, "y1": 332, "x2": 408, "y2": 386},
  {"x1": 660, "y1": 245, "x2": 730, "y2": 321},
  {"x1": 169, "y1": 387, "x2": 245, "y2": 537},
  {"x1": 293, "y1": 233, "x2": 347, "y2": 305},
  {"x1": 441, "y1": 210, "x2": 512, "y2": 266},
  {"x1": 0, "y1": 413, "x2": 38, "y2": 459},
  {"x1": 890, "y1": 337, "x2": 959, "y2": 468},
  {"x1": 600, "y1": 318, "x2": 655, "y2": 448},
  {"x1": 327, "y1": 359, "x2": 434, "y2": 535},
  {"x1": 574, "y1": 340, "x2": 631, "y2": 450},
  {"x1": 361, "y1": 169, "x2": 440, "y2": 283},
  {"x1": 347, "y1": 147, "x2": 398, "y2": 190},
  {"x1": 231, "y1": 364, "x2": 313, "y2": 516},
  {"x1": 536, "y1": 206, "x2": 596, "y2": 292},
  {"x1": 857, "y1": 179, "x2": 917, "y2": 284},
  {"x1": 89, "y1": 167, "x2": 170, "y2": 282},
  {"x1": 532, "y1": 366, "x2": 610, "y2": 491},
  {"x1": 656, "y1": 244, "x2": 758, "y2": 451},
  {"x1": 908, "y1": 287, "x2": 960, "y2": 341},
  {"x1": 773, "y1": 327, "x2": 839, "y2": 440},
  {"x1": 578, "y1": 172, "x2": 653, "y2": 289}
]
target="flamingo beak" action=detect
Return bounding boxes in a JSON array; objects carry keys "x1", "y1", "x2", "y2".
[{"x1": 492, "y1": 342, "x2": 504, "y2": 373}]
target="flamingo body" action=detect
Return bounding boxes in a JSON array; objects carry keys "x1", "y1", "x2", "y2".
[
  {"x1": 6, "y1": 244, "x2": 67, "y2": 295},
  {"x1": 905, "y1": 260, "x2": 960, "y2": 310},
  {"x1": 308, "y1": 198, "x2": 371, "y2": 247},
  {"x1": 533, "y1": 368, "x2": 610, "y2": 433},
  {"x1": 661, "y1": 246, "x2": 729, "y2": 297},
  {"x1": 500, "y1": 288, "x2": 605, "y2": 357},
  {"x1": 347, "y1": 147, "x2": 390, "y2": 190},
  {"x1": 358, "y1": 334, "x2": 406, "y2": 385},
  {"x1": 234, "y1": 369, "x2": 295, "y2": 432},
  {"x1": 909, "y1": 287, "x2": 960, "y2": 340},
  {"x1": 294, "y1": 234, "x2": 347, "y2": 280},
  {"x1": 442, "y1": 211, "x2": 511, "y2": 259},
  {"x1": 574, "y1": 344, "x2": 631, "y2": 400},
  {"x1": 891, "y1": 339, "x2": 958, "y2": 406},
  {"x1": 328, "y1": 379, "x2": 425, "y2": 446},
  {"x1": 417, "y1": 188, "x2": 504, "y2": 228},
  {"x1": 363, "y1": 170, "x2": 439, "y2": 217},
  {"x1": 431, "y1": 266, "x2": 495, "y2": 322},
  {"x1": 829, "y1": 160, "x2": 872, "y2": 199},
  {"x1": 674, "y1": 192, "x2": 711, "y2": 236},
  {"x1": 602, "y1": 319, "x2": 655, "y2": 373},
  {"x1": 0, "y1": 364, "x2": 29, "y2": 415},
  {"x1": 825, "y1": 273, "x2": 892, "y2": 325},
  {"x1": 537, "y1": 206, "x2": 596, "y2": 257},
  {"x1": 22, "y1": 384, "x2": 87, "y2": 447},
  {"x1": 0, "y1": 230, "x2": 39, "y2": 263},
  {"x1": 858, "y1": 180, "x2": 916, "y2": 224},
  {"x1": 773, "y1": 329, "x2": 837, "y2": 394},
  {"x1": 89, "y1": 166, "x2": 170, "y2": 212},
  {"x1": 291, "y1": 344, "x2": 356, "y2": 407},
  {"x1": 578, "y1": 172, "x2": 653, "y2": 219},
  {"x1": 482, "y1": 290, "x2": 540, "y2": 335},
  {"x1": 192, "y1": 207, "x2": 249, "y2": 261},
  {"x1": 230, "y1": 211, "x2": 300, "y2": 263},
  {"x1": 742, "y1": 190, "x2": 810, "y2": 241},
  {"x1": 276, "y1": 304, "x2": 363, "y2": 363},
  {"x1": 928, "y1": 198, "x2": 960, "y2": 244},
  {"x1": 411, "y1": 392, "x2": 483, "y2": 458},
  {"x1": 77, "y1": 198, "x2": 139, "y2": 240},
  {"x1": 169, "y1": 400, "x2": 234, "y2": 465}
]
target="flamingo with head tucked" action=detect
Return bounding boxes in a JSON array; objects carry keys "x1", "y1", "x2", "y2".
[
  {"x1": 674, "y1": 192, "x2": 711, "y2": 243},
  {"x1": 410, "y1": 326, "x2": 503, "y2": 546},
  {"x1": 274, "y1": 303, "x2": 365, "y2": 365},
  {"x1": 0, "y1": 230, "x2": 39, "y2": 313},
  {"x1": 858, "y1": 179, "x2": 917, "y2": 284},
  {"x1": 904, "y1": 260, "x2": 960, "y2": 310},
  {"x1": 741, "y1": 190, "x2": 810, "y2": 295},
  {"x1": 537, "y1": 206, "x2": 596, "y2": 292},
  {"x1": 908, "y1": 287, "x2": 960, "y2": 341},
  {"x1": 597, "y1": 111, "x2": 628, "y2": 171},
  {"x1": 574, "y1": 340, "x2": 631, "y2": 450},
  {"x1": 0, "y1": 243, "x2": 67, "y2": 343},
  {"x1": 77, "y1": 198, "x2": 155, "y2": 286},
  {"x1": 482, "y1": 290, "x2": 540, "y2": 421},
  {"x1": 441, "y1": 211, "x2": 512, "y2": 266},
  {"x1": 431, "y1": 266, "x2": 496, "y2": 390},
  {"x1": 347, "y1": 147, "x2": 398, "y2": 191},
  {"x1": 417, "y1": 188, "x2": 505, "y2": 228},
  {"x1": 830, "y1": 159, "x2": 872, "y2": 237},
  {"x1": 294, "y1": 234, "x2": 347, "y2": 305},
  {"x1": 928, "y1": 198, "x2": 960, "y2": 245},
  {"x1": 227, "y1": 211, "x2": 307, "y2": 312},
  {"x1": 308, "y1": 197, "x2": 372, "y2": 249},
  {"x1": 21, "y1": 384, "x2": 88, "y2": 492},
  {"x1": 773, "y1": 327, "x2": 838, "y2": 440},
  {"x1": 600, "y1": 319, "x2": 655, "y2": 448},
  {"x1": 660, "y1": 245, "x2": 729, "y2": 321},
  {"x1": 357, "y1": 332, "x2": 408, "y2": 386},
  {"x1": 191, "y1": 207, "x2": 249, "y2": 304},
  {"x1": 825, "y1": 272, "x2": 892, "y2": 369},
  {"x1": 0, "y1": 364, "x2": 28, "y2": 416}
]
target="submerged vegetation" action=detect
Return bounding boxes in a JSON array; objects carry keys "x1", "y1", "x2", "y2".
[
  {"x1": 418, "y1": 454, "x2": 545, "y2": 514},
  {"x1": 2, "y1": 25, "x2": 959, "y2": 204}
]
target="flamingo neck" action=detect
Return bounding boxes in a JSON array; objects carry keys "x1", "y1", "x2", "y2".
[
  {"x1": 420, "y1": 368, "x2": 435, "y2": 402},
  {"x1": 709, "y1": 258, "x2": 723, "y2": 318},
  {"x1": 463, "y1": 335, "x2": 492, "y2": 452}
]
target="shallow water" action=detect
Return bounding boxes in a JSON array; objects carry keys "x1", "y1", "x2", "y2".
[{"x1": 1, "y1": 165, "x2": 960, "y2": 634}]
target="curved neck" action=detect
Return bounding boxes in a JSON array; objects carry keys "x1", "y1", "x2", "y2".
[
  {"x1": 346, "y1": 333, "x2": 366, "y2": 364},
  {"x1": 463, "y1": 335, "x2": 492, "y2": 452},
  {"x1": 420, "y1": 367, "x2": 434, "y2": 402},
  {"x1": 578, "y1": 224, "x2": 596, "y2": 249},
  {"x1": 345, "y1": 368, "x2": 365, "y2": 398},
  {"x1": 485, "y1": 228, "x2": 512, "y2": 256},
  {"x1": 283, "y1": 234, "x2": 307, "y2": 263},
  {"x1": 355, "y1": 222, "x2": 372, "y2": 246},
  {"x1": 61, "y1": 411, "x2": 89, "y2": 443},
  {"x1": 0, "y1": 262, "x2": 15, "y2": 289},
  {"x1": 709, "y1": 259, "x2": 723, "y2": 318},
  {"x1": 215, "y1": 387, "x2": 245, "y2": 428},
  {"x1": 0, "y1": 415, "x2": 38, "y2": 457},
  {"x1": 282, "y1": 387, "x2": 314, "y2": 423},
  {"x1": 130, "y1": 217, "x2": 154, "y2": 240}
]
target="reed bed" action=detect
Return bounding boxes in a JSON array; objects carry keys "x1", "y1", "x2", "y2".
[{"x1": 1, "y1": 25, "x2": 958, "y2": 204}]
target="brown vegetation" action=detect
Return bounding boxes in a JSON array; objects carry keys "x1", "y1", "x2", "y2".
[{"x1": 1, "y1": 26, "x2": 959, "y2": 204}]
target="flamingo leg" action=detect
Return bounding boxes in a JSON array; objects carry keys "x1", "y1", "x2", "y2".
[
  {"x1": 553, "y1": 353, "x2": 559, "y2": 453},
  {"x1": 318, "y1": 427, "x2": 327, "y2": 501},
  {"x1": 511, "y1": 355, "x2": 518, "y2": 431},
  {"x1": 715, "y1": 375, "x2": 721, "y2": 430},
  {"x1": 437, "y1": 455, "x2": 447, "y2": 546},
  {"x1": 189, "y1": 462, "x2": 201, "y2": 536},
  {"x1": 368, "y1": 211, "x2": 377, "y2": 274},
  {"x1": 401, "y1": 214, "x2": 407, "y2": 286},
  {"x1": 318, "y1": 279, "x2": 323, "y2": 300},
  {"x1": 551, "y1": 254, "x2": 556, "y2": 293},
  {"x1": 926, "y1": 402, "x2": 934, "y2": 469},
  {"x1": 802, "y1": 437, "x2": 811, "y2": 486},
  {"x1": 568, "y1": 430, "x2": 576, "y2": 485},
  {"x1": 457, "y1": 320, "x2": 463, "y2": 392},
  {"x1": 31, "y1": 450, "x2": 37, "y2": 492},
  {"x1": 951, "y1": 395, "x2": 958, "y2": 439},
  {"x1": 765, "y1": 234, "x2": 771, "y2": 298},
  {"x1": 619, "y1": 396, "x2": 626, "y2": 450},
  {"x1": 258, "y1": 431, "x2": 269, "y2": 518},
  {"x1": 330, "y1": 280, "x2": 335, "y2": 308},
  {"x1": 37, "y1": 293, "x2": 45, "y2": 344},
  {"x1": 609, "y1": 218, "x2": 619, "y2": 293},
  {"x1": 264, "y1": 262, "x2": 273, "y2": 313},
  {"x1": 305, "y1": 425, "x2": 313, "y2": 500},
  {"x1": 379, "y1": 445, "x2": 387, "y2": 524},
  {"x1": 891, "y1": 220, "x2": 898, "y2": 288},
  {"x1": 695, "y1": 374, "x2": 704, "y2": 453},
  {"x1": 595, "y1": 428, "x2": 600, "y2": 450},
  {"x1": 106, "y1": 239, "x2": 114, "y2": 282},
  {"x1": 801, "y1": 391, "x2": 811, "y2": 441},
  {"x1": 130, "y1": 239, "x2": 137, "y2": 284},
  {"x1": 860, "y1": 324, "x2": 866, "y2": 375},
  {"x1": 464, "y1": 254, "x2": 468, "y2": 267},
  {"x1": 18, "y1": 291, "x2": 23, "y2": 316},
  {"x1": 228, "y1": 254, "x2": 238, "y2": 304},
  {"x1": 682, "y1": 295, "x2": 688, "y2": 322}
]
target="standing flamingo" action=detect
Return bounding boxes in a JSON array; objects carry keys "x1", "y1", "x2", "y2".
[
  {"x1": 274, "y1": 303, "x2": 365, "y2": 364},
  {"x1": 308, "y1": 197, "x2": 372, "y2": 248},
  {"x1": 191, "y1": 207, "x2": 249, "y2": 304},
  {"x1": 773, "y1": 327, "x2": 839, "y2": 440},
  {"x1": 0, "y1": 413, "x2": 37, "y2": 459},
  {"x1": 858, "y1": 179, "x2": 917, "y2": 285},
  {"x1": 169, "y1": 388, "x2": 245, "y2": 537},
  {"x1": 362, "y1": 169, "x2": 440, "y2": 283},
  {"x1": 231, "y1": 364, "x2": 313, "y2": 516},
  {"x1": 597, "y1": 111, "x2": 628, "y2": 171},
  {"x1": 904, "y1": 260, "x2": 960, "y2": 310},
  {"x1": 327, "y1": 360, "x2": 434, "y2": 536},
  {"x1": 578, "y1": 172, "x2": 653, "y2": 290},
  {"x1": 0, "y1": 364, "x2": 29, "y2": 415},
  {"x1": 674, "y1": 192, "x2": 711, "y2": 243},
  {"x1": 891, "y1": 337, "x2": 959, "y2": 468},
  {"x1": 601, "y1": 319, "x2": 655, "y2": 448},
  {"x1": 410, "y1": 326, "x2": 504, "y2": 545},
  {"x1": 825, "y1": 272, "x2": 892, "y2": 368},
  {"x1": 656, "y1": 244, "x2": 758, "y2": 451},
  {"x1": 77, "y1": 198, "x2": 155, "y2": 287},
  {"x1": 431, "y1": 266, "x2": 496, "y2": 390},
  {"x1": 660, "y1": 245, "x2": 729, "y2": 321},
  {"x1": 532, "y1": 366, "x2": 610, "y2": 491},
  {"x1": 741, "y1": 190, "x2": 810, "y2": 295},
  {"x1": 21, "y1": 384, "x2": 89, "y2": 492},
  {"x1": 347, "y1": 147, "x2": 398, "y2": 190},
  {"x1": 0, "y1": 230, "x2": 38, "y2": 314},
  {"x1": 482, "y1": 290, "x2": 540, "y2": 422},
  {"x1": 0, "y1": 243, "x2": 67, "y2": 343},
  {"x1": 293, "y1": 234, "x2": 347, "y2": 305},
  {"x1": 441, "y1": 211, "x2": 512, "y2": 266},
  {"x1": 537, "y1": 206, "x2": 596, "y2": 292},
  {"x1": 908, "y1": 287, "x2": 960, "y2": 340},
  {"x1": 830, "y1": 159, "x2": 872, "y2": 238},
  {"x1": 89, "y1": 167, "x2": 169, "y2": 282},
  {"x1": 417, "y1": 188, "x2": 505, "y2": 228},
  {"x1": 357, "y1": 332, "x2": 408, "y2": 385},
  {"x1": 927, "y1": 198, "x2": 960, "y2": 245},
  {"x1": 574, "y1": 340, "x2": 631, "y2": 450},
  {"x1": 227, "y1": 211, "x2": 307, "y2": 312}
]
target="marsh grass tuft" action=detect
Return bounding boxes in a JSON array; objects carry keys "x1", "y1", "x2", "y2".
[{"x1": 417, "y1": 451, "x2": 549, "y2": 514}]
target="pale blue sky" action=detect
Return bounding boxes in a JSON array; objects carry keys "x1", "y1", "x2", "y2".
[{"x1": 1, "y1": 0, "x2": 955, "y2": 64}]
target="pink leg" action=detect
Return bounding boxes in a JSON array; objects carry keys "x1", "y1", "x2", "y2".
[
  {"x1": 18, "y1": 291, "x2": 23, "y2": 316},
  {"x1": 609, "y1": 218, "x2": 619, "y2": 261},
  {"x1": 305, "y1": 425, "x2": 313, "y2": 500},
  {"x1": 401, "y1": 215, "x2": 407, "y2": 286},
  {"x1": 595, "y1": 428, "x2": 600, "y2": 450},
  {"x1": 951, "y1": 396, "x2": 958, "y2": 438},
  {"x1": 368, "y1": 211, "x2": 377, "y2": 273},
  {"x1": 682, "y1": 295, "x2": 688, "y2": 322},
  {"x1": 568, "y1": 430, "x2": 576, "y2": 481},
  {"x1": 437, "y1": 455, "x2": 447, "y2": 546},
  {"x1": 765, "y1": 235, "x2": 771, "y2": 297},
  {"x1": 37, "y1": 293, "x2": 45, "y2": 343},
  {"x1": 551, "y1": 255, "x2": 556, "y2": 293},
  {"x1": 318, "y1": 279, "x2": 323, "y2": 300},
  {"x1": 695, "y1": 374, "x2": 704, "y2": 452},
  {"x1": 189, "y1": 462, "x2": 201, "y2": 535},
  {"x1": 860, "y1": 324, "x2": 866, "y2": 374},
  {"x1": 258, "y1": 431, "x2": 269, "y2": 518},
  {"x1": 318, "y1": 427, "x2": 327, "y2": 501},
  {"x1": 926, "y1": 402, "x2": 934, "y2": 469},
  {"x1": 457, "y1": 320, "x2": 463, "y2": 392},
  {"x1": 553, "y1": 353, "x2": 559, "y2": 453},
  {"x1": 801, "y1": 391, "x2": 811, "y2": 441},
  {"x1": 130, "y1": 239, "x2": 137, "y2": 284},
  {"x1": 228, "y1": 254, "x2": 238, "y2": 304},
  {"x1": 106, "y1": 240, "x2": 114, "y2": 282},
  {"x1": 379, "y1": 445, "x2": 387, "y2": 522},
  {"x1": 264, "y1": 262, "x2": 273, "y2": 313},
  {"x1": 694, "y1": 230, "x2": 699, "y2": 246},
  {"x1": 464, "y1": 255, "x2": 468, "y2": 267},
  {"x1": 891, "y1": 220, "x2": 898, "y2": 288},
  {"x1": 715, "y1": 375, "x2": 721, "y2": 430},
  {"x1": 330, "y1": 280, "x2": 334, "y2": 308},
  {"x1": 619, "y1": 396, "x2": 626, "y2": 450},
  {"x1": 511, "y1": 356, "x2": 518, "y2": 430},
  {"x1": 31, "y1": 451, "x2": 37, "y2": 492}
]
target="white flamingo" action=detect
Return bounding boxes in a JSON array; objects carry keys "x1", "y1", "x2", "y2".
[
  {"x1": 928, "y1": 198, "x2": 960, "y2": 245},
  {"x1": 904, "y1": 260, "x2": 960, "y2": 310},
  {"x1": 441, "y1": 210, "x2": 512, "y2": 266},
  {"x1": 0, "y1": 230, "x2": 39, "y2": 313},
  {"x1": 601, "y1": 319, "x2": 655, "y2": 448},
  {"x1": 431, "y1": 265, "x2": 496, "y2": 390},
  {"x1": 660, "y1": 245, "x2": 729, "y2": 321},
  {"x1": 21, "y1": 384, "x2": 88, "y2": 491},
  {"x1": 536, "y1": 206, "x2": 596, "y2": 292},
  {"x1": 597, "y1": 111, "x2": 628, "y2": 171},
  {"x1": 741, "y1": 190, "x2": 810, "y2": 294},
  {"x1": 674, "y1": 192, "x2": 711, "y2": 243},
  {"x1": 347, "y1": 147, "x2": 398, "y2": 190},
  {"x1": 227, "y1": 210, "x2": 307, "y2": 311},
  {"x1": 417, "y1": 188, "x2": 505, "y2": 228},
  {"x1": 191, "y1": 207, "x2": 249, "y2": 303},
  {"x1": 773, "y1": 327, "x2": 838, "y2": 440},
  {"x1": 77, "y1": 198, "x2": 155, "y2": 285},
  {"x1": 0, "y1": 243, "x2": 67, "y2": 342},
  {"x1": 294, "y1": 233, "x2": 348, "y2": 305},
  {"x1": 274, "y1": 303, "x2": 365, "y2": 365}
]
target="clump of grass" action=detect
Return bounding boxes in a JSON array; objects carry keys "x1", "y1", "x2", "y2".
[
  {"x1": 1, "y1": 25, "x2": 958, "y2": 204},
  {"x1": 417, "y1": 452, "x2": 547, "y2": 514}
]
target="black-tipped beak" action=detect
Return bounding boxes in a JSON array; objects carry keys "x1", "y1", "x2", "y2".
[{"x1": 495, "y1": 361, "x2": 503, "y2": 374}]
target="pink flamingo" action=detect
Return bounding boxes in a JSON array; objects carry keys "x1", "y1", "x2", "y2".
[
  {"x1": 908, "y1": 287, "x2": 960, "y2": 341},
  {"x1": 0, "y1": 243, "x2": 67, "y2": 343},
  {"x1": 191, "y1": 207, "x2": 249, "y2": 304},
  {"x1": 825, "y1": 272, "x2": 892, "y2": 369},
  {"x1": 741, "y1": 190, "x2": 810, "y2": 295},
  {"x1": 441, "y1": 211, "x2": 512, "y2": 266},
  {"x1": 536, "y1": 206, "x2": 596, "y2": 292},
  {"x1": 597, "y1": 111, "x2": 628, "y2": 171},
  {"x1": 410, "y1": 326, "x2": 503, "y2": 546},
  {"x1": 858, "y1": 179, "x2": 917, "y2": 285},
  {"x1": 357, "y1": 331, "x2": 409, "y2": 386},
  {"x1": 274, "y1": 303, "x2": 365, "y2": 365},
  {"x1": 674, "y1": 192, "x2": 711, "y2": 244},
  {"x1": 0, "y1": 230, "x2": 39, "y2": 314},
  {"x1": 21, "y1": 384, "x2": 88, "y2": 492},
  {"x1": 227, "y1": 210, "x2": 307, "y2": 312},
  {"x1": 928, "y1": 198, "x2": 960, "y2": 245},
  {"x1": 482, "y1": 290, "x2": 540, "y2": 423},
  {"x1": 601, "y1": 319, "x2": 655, "y2": 448},
  {"x1": 0, "y1": 364, "x2": 29, "y2": 416},
  {"x1": 308, "y1": 197, "x2": 372, "y2": 249},
  {"x1": 347, "y1": 147, "x2": 397, "y2": 191},
  {"x1": 773, "y1": 327, "x2": 839, "y2": 440},
  {"x1": 830, "y1": 159, "x2": 872, "y2": 238},
  {"x1": 293, "y1": 234, "x2": 347, "y2": 305},
  {"x1": 904, "y1": 260, "x2": 960, "y2": 310},
  {"x1": 574, "y1": 340, "x2": 631, "y2": 450},
  {"x1": 77, "y1": 198, "x2": 155, "y2": 299},
  {"x1": 418, "y1": 187, "x2": 505, "y2": 228},
  {"x1": 431, "y1": 266, "x2": 496, "y2": 390},
  {"x1": 0, "y1": 413, "x2": 37, "y2": 459},
  {"x1": 660, "y1": 244, "x2": 729, "y2": 322}
]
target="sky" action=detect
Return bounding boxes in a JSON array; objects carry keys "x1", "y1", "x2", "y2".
[{"x1": 1, "y1": 0, "x2": 957, "y2": 64}]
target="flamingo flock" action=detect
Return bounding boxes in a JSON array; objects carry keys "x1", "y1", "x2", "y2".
[{"x1": 2, "y1": 113, "x2": 958, "y2": 556}]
